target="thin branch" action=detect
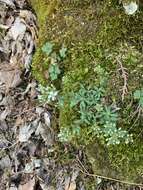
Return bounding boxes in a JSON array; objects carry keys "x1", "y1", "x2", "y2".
[
  {"x1": 132, "y1": 105, "x2": 143, "y2": 125},
  {"x1": 117, "y1": 58, "x2": 128, "y2": 102},
  {"x1": 76, "y1": 156, "x2": 143, "y2": 188}
]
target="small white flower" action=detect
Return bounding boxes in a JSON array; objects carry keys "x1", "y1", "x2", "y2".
[{"x1": 123, "y1": 1, "x2": 138, "y2": 15}]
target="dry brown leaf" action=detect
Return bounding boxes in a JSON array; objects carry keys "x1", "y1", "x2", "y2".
[
  {"x1": 18, "y1": 178, "x2": 35, "y2": 190},
  {"x1": 35, "y1": 121, "x2": 54, "y2": 146},
  {"x1": 65, "y1": 180, "x2": 76, "y2": 190},
  {"x1": 36, "y1": 107, "x2": 44, "y2": 116},
  {"x1": 5, "y1": 15, "x2": 15, "y2": 27},
  {"x1": 8, "y1": 17, "x2": 26, "y2": 40},
  {"x1": 65, "y1": 177, "x2": 76, "y2": 190},
  {"x1": 44, "y1": 112, "x2": 51, "y2": 127},
  {"x1": 65, "y1": 170, "x2": 78, "y2": 190},
  {"x1": 19, "y1": 12, "x2": 38, "y2": 41},
  {"x1": 24, "y1": 54, "x2": 32, "y2": 70},
  {"x1": 0, "y1": 68, "x2": 22, "y2": 89},
  {"x1": 0, "y1": 108, "x2": 10, "y2": 121},
  {"x1": 15, "y1": 0, "x2": 26, "y2": 8},
  {"x1": 18, "y1": 118, "x2": 39, "y2": 142},
  {"x1": 8, "y1": 186, "x2": 18, "y2": 190},
  {"x1": 64, "y1": 177, "x2": 71, "y2": 190},
  {"x1": 68, "y1": 182, "x2": 76, "y2": 190},
  {"x1": 0, "y1": 62, "x2": 22, "y2": 90},
  {"x1": 0, "y1": 95, "x2": 14, "y2": 107},
  {"x1": 0, "y1": 155, "x2": 11, "y2": 169},
  {"x1": 15, "y1": 116, "x2": 23, "y2": 127},
  {"x1": 20, "y1": 10, "x2": 37, "y2": 22},
  {"x1": 0, "y1": 0, "x2": 15, "y2": 8}
]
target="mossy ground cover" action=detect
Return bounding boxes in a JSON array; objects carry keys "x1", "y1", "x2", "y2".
[{"x1": 30, "y1": 0, "x2": 143, "y2": 183}]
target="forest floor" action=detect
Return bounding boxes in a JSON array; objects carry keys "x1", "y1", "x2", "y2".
[{"x1": 0, "y1": 0, "x2": 143, "y2": 189}]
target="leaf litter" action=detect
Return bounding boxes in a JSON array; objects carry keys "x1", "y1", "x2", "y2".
[{"x1": 0, "y1": 10, "x2": 81, "y2": 184}]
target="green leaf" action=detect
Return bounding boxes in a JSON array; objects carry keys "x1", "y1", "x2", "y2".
[
  {"x1": 42, "y1": 42, "x2": 53, "y2": 55},
  {"x1": 58, "y1": 65, "x2": 131, "y2": 145},
  {"x1": 49, "y1": 63, "x2": 61, "y2": 81},
  {"x1": 59, "y1": 47, "x2": 67, "y2": 58},
  {"x1": 134, "y1": 90, "x2": 141, "y2": 99},
  {"x1": 139, "y1": 97, "x2": 143, "y2": 108}
]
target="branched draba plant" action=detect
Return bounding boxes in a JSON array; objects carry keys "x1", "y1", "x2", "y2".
[
  {"x1": 59, "y1": 66, "x2": 132, "y2": 145},
  {"x1": 38, "y1": 84, "x2": 58, "y2": 104},
  {"x1": 42, "y1": 42, "x2": 67, "y2": 81}
]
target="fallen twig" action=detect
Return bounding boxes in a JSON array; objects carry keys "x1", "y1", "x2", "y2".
[
  {"x1": 132, "y1": 105, "x2": 143, "y2": 125},
  {"x1": 76, "y1": 156, "x2": 143, "y2": 188},
  {"x1": 116, "y1": 58, "x2": 128, "y2": 101}
]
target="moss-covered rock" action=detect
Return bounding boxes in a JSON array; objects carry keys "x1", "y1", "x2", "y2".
[
  {"x1": 30, "y1": 0, "x2": 143, "y2": 183},
  {"x1": 59, "y1": 41, "x2": 143, "y2": 182}
]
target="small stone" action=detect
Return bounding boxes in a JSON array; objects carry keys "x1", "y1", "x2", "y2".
[{"x1": 123, "y1": 1, "x2": 138, "y2": 15}]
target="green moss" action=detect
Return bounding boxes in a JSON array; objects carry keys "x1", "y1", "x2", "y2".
[
  {"x1": 60, "y1": 42, "x2": 143, "y2": 181},
  {"x1": 31, "y1": 0, "x2": 143, "y2": 183},
  {"x1": 30, "y1": 0, "x2": 106, "y2": 83},
  {"x1": 87, "y1": 139, "x2": 143, "y2": 181},
  {"x1": 29, "y1": 0, "x2": 60, "y2": 84},
  {"x1": 31, "y1": 0, "x2": 143, "y2": 83},
  {"x1": 109, "y1": 140, "x2": 143, "y2": 180}
]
